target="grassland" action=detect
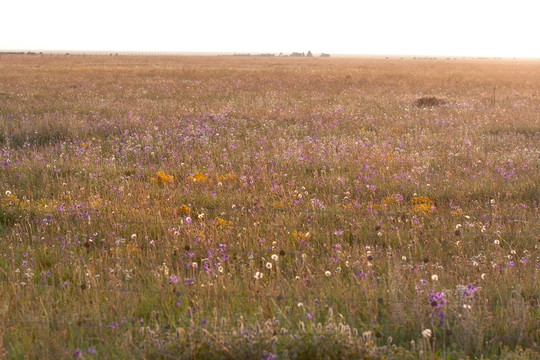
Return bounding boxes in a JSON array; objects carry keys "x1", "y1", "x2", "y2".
[{"x1": 0, "y1": 54, "x2": 539, "y2": 359}]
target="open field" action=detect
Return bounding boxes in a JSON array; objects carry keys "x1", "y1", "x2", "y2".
[{"x1": 0, "y1": 55, "x2": 539, "y2": 359}]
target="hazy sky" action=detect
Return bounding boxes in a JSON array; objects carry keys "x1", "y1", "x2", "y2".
[{"x1": 2, "y1": 0, "x2": 539, "y2": 57}]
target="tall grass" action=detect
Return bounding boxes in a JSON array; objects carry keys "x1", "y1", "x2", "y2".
[{"x1": 0, "y1": 54, "x2": 538, "y2": 359}]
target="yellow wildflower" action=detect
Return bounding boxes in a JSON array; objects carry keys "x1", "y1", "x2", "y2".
[
  {"x1": 213, "y1": 217, "x2": 231, "y2": 227},
  {"x1": 178, "y1": 204, "x2": 190, "y2": 216},
  {"x1": 218, "y1": 173, "x2": 236, "y2": 181},
  {"x1": 292, "y1": 230, "x2": 310, "y2": 240},
  {"x1": 151, "y1": 171, "x2": 174, "y2": 184},
  {"x1": 381, "y1": 194, "x2": 402, "y2": 206},
  {"x1": 186, "y1": 172, "x2": 208, "y2": 183},
  {"x1": 411, "y1": 196, "x2": 436, "y2": 214}
]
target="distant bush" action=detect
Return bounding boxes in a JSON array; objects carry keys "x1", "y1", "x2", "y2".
[{"x1": 414, "y1": 96, "x2": 447, "y2": 107}]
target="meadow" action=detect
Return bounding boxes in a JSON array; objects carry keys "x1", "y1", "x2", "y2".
[{"x1": 0, "y1": 54, "x2": 539, "y2": 359}]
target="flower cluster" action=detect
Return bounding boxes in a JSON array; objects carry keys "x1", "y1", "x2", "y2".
[
  {"x1": 186, "y1": 172, "x2": 208, "y2": 182},
  {"x1": 411, "y1": 196, "x2": 436, "y2": 214},
  {"x1": 151, "y1": 171, "x2": 174, "y2": 184}
]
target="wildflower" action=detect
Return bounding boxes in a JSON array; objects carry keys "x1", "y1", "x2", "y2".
[
  {"x1": 428, "y1": 290, "x2": 447, "y2": 309},
  {"x1": 74, "y1": 349, "x2": 82, "y2": 358},
  {"x1": 324, "y1": 271, "x2": 331, "y2": 277},
  {"x1": 481, "y1": 273, "x2": 487, "y2": 280},
  {"x1": 151, "y1": 171, "x2": 174, "y2": 184},
  {"x1": 178, "y1": 204, "x2": 190, "y2": 216},
  {"x1": 421, "y1": 329, "x2": 432, "y2": 338},
  {"x1": 213, "y1": 217, "x2": 231, "y2": 227},
  {"x1": 362, "y1": 331, "x2": 372, "y2": 342},
  {"x1": 431, "y1": 274, "x2": 439, "y2": 281},
  {"x1": 493, "y1": 239, "x2": 500, "y2": 245},
  {"x1": 88, "y1": 346, "x2": 97, "y2": 354},
  {"x1": 271, "y1": 254, "x2": 278, "y2": 261},
  {"x1": 185, "y1": 217, "x2": 192, "y2": 224},
  {"x1": 292, "y1": 231, "x2": 309, "y2": 240},
  {"x1": 168, "y1": 275, "x2": 178, "y2": 283},
  {"x1": 186, "y1": 172, "x2": 208, "y2": 183},
  {"x1": 254, "y1": 271, "x2": 263, "y2": 280},
  {"x1": 266, "y1": 262, "x2": 272, "y2": 270},
  {"x1": 411, "y1": 196, "x2": 436, "y2": 214},
  {"x1": 218, "y1": 173, "x2": 236, "y2": 181}
]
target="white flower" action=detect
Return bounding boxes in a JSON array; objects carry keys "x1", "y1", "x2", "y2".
[
  {"x1": 431, "y1": 274, "x2": 438, "y2": 281},
  {"x1": 254, "y1": 271, "x2": 263, "y2": 280},
  {"x1": 421, "y1": 329, "x2": 432, "y2": 338},
  {"x1": 265, "y1": 262, "x2": 272, "y2": 270},
  {"x1": 324, "y1": 271, "x2": 331, "y2": 277},
  {"x1": 362, "y1": 331, "x2": 372, "y2": 341},
  {"x1": 493, "y1": 239, "x2": 500, "y2": 245},
  {"x1": 271, "y1": 254, "x2": 278, "y2": 261},
  {"x1": 481, "y1": 273, "x2": 487, "y2": 280}
]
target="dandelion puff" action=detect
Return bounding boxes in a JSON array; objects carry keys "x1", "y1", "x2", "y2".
[
  {"x1": 254, "y1": 271, "x2": 263, "y2": 280},
  {"x1": 325, "y1": 271, "x2": 331, "y2": 277},
  {"x1": 362, "y1": 331, "x2": 372, "y2": 342},
  {"x1": 266, "y1": 262, "x2": 272, "y2": 270},
  {"x1": 421, "y1": 329, "x2": 432, "y2": 338},
  {"x1": 431, "y1": 274, "x2": 439, "y2": 281}
]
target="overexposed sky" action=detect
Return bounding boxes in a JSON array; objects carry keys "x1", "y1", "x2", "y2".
[{"x1": 2, "y1": 0, "x2": 539, "y2": 57}]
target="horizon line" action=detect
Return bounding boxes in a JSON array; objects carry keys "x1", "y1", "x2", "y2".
[{"x1": 2, "y1": 49, "x2": 540, "y2": 60}]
